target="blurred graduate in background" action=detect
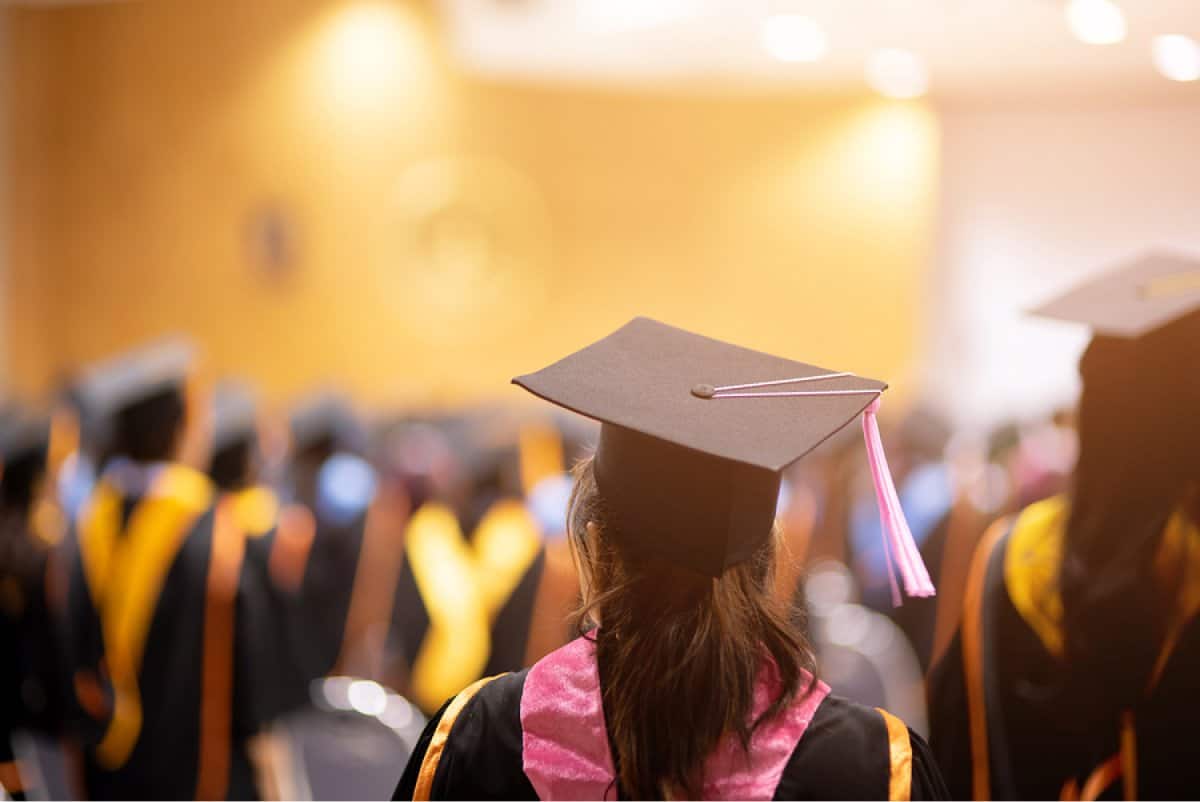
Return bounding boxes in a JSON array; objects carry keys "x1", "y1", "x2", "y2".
[
  {"x1": 205, "y1": 381, "x2": 316, "y2": 728},
  {"x1": 61, "y1": 340, "x2": 276, "y2": 799},
  {"x1": 381, "y1": 407, "x2": 578, "y2": 716},
  {"x1": 929, "y1": 253, "x2": 1200, "y2": 799},
  {"x1": 0, "y1": 409, "x2": 66, "y2": 801}
]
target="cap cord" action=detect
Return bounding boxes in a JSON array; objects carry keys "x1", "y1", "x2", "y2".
[{"x1": 697, "y1": 372, "x2": 936, "y2": 604}]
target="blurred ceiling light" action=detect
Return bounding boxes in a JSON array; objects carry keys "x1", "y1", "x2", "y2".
[
  {"x1": 321, "y1": 1, "x2": 417, "y2": 102},
  {"x1": 574, "y1": 0, "x2": 699, "y2": 33},
  {"x1": 864, "y1": 49, "x2": 929, "y2": 99},
  {"x1": 760, "y1": 14, "x2": 828, "y2": 63},
  {"x1": 1065, "y1": 0, "x2": 1126, "y2": 45},
  {"x1": 1152, "y1": 34, "x2": 1200, "y2": 82}
]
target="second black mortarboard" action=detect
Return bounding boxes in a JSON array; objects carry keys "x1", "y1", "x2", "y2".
[
  {"x1": 514, "y1": 317, "x2": 933, "y2": 599},
  {"x1": 1032, "y1": 249, "x2": 1200, "y2": 338}
]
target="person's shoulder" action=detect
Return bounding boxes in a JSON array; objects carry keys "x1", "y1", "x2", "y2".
[
  {"x1": 442, "y1": 668, "x2": 530, "y2": 764},
  {"x1": 997, "y1": 494, "x2": 1070, "y2": 657},
  {"x1": 459, "y1": 669, "x2": 528, "y2": 726},
  {"x1": 776, "y1": 694, "x2": 947, "y2": 800},
  {"x1": 408, "y1": 670, "x2": 536, "y2": 800}
]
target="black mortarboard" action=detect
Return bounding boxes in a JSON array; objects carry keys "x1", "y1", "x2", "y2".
[
  {"x1": 289, "y1": 392, "x2": 363, "y2": 458},
  {"x1": 211, "y1": 381, "x2": 258, "y2": 454},
  {"x1": 513, "y1": 317, "x2": 893, "y2": 578},
  {"x1": 75, "y1": 337, "x2": 196, "y2": 463},
  {"x1": 1032, "y1": 250, "x2": 1200, "y2": 338},
  {"x1": 1034, "y1": 251, "x2": 1200, "y2": 466},
  {"x1": 208, "y1": 381, "x2": 260, "y2": 490},
  {"x1": 76, "y1": 337, "x2": 196, "y2": 418},
  {"x1": 0, "y1": 410, "x2": 51, "y2": 509}
]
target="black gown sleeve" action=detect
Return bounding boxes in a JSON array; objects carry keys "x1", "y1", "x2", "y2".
[
  {"x1": 393, "y1": 671, "x2": 535, "y2": 801},
  {"x1": 909, "y1": 726, "x2": 950, "y2": 800},
  {"x1": 394, "y1": 698, "x2": 453, "y2": 800}
]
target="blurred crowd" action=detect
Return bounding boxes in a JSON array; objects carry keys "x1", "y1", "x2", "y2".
[{"x1": 0, "y1": 335, "x2": 1079, "y2": 800}]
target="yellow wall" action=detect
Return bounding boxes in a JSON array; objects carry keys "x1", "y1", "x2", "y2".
[{"x1": 3, "y1": 0, "x2": 938, "y2": 409}]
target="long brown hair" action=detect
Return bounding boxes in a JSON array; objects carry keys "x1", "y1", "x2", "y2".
[{"x1": 567, "y1": 456, "x2": 817, "y2": 800}]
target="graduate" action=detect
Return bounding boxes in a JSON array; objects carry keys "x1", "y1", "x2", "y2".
[
  {"x1": 207, "y1": 381, "x2": 314, "y2": 723},
  {"x1": 928, "y1": 251, "x2": 1200, "y2": 799},
  {"x1": 386, "y1": 411, "x2": 547, "y2": 715},
  {"x1": 0, "y1": 410, "x2": 58, "y2": 801},
  {"x1": 395, "y1": 317, "x2": 947, "y2": 800},
  {"x1": 62, "y1": 339, "x2": 270, "y2": 799},
  {"x1": 285, "y1": 392, "x2": 403, "y2": 682}
]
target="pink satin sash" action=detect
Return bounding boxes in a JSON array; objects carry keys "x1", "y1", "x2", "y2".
[{"x1": 520, "y1": 637, "x2": 830, "y2": 800}]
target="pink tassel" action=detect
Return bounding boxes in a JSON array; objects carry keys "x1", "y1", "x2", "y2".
[{"x1": 862, "y1": 397, "x2": 936, "y2": 605}]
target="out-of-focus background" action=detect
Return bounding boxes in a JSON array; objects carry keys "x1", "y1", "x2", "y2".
[
  {"x1": 1, "y1": 0, "x2": 1198, "y2": 798},
  {"x1": 6, "y1": 0, "x2": 1200, "y2": 421}
]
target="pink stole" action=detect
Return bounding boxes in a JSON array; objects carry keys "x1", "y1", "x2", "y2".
[{"x1": 520, "y1": 637, "x2": 830, "y2": 800}]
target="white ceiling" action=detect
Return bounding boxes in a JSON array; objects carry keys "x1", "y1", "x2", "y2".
[{"x1": 438, "y1": 0, "x2": 1200, "y2": 99}]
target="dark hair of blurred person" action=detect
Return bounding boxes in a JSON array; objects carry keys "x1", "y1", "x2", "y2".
[
  {"x1": 0, "y1": 415, "x2": 53, "y2": 579},
  {"x1": 111, "y1": 385, "x2": 185, "y2": 463},
  {"x1": 209, "y1": 434, "x2": 256, "y2": 491}
]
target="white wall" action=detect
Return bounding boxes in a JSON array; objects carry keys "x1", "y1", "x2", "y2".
[{"x1": 924, "y1": 98, "x2": 1200, "y2": 430}]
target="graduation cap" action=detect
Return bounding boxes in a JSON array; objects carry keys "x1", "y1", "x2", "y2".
[
  {"x1": 211, "y1": 381, "x2": 258, "y2": 454},
  {"x1": 0, "y1": 409, "x2": 51, "y2": 509},
  {"x1": 76, "y1": 337, "x2": 196, "y2": 419},
  {"x1": 75, "y1": 337, "x2": 196, "y2": 462},
  {"x1": 208, "y1": 381, "x2": 260, "y2": 490},
  {"x1": 514, "y1": 317, "x2": 933, "y2": 600},
  {"x1": 289, "y1": 392, "x2": 363, "y2": 458},
  {"x1": 1032, "y1": 250, "x2": 1200, "y2": 339},
  {"x1": 1032, "y1": 251, "x2": 1200, "y2": 449}
]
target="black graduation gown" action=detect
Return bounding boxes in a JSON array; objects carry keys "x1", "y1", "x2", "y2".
[
  {"x1": 928, "y1": 496, "x2": 1200, "y2": 800},
  {"x1": 1, "y1": 586, "x2": 28, "y2": 800},
  {"x1": 286, "y1": 454, "x2": 386, "y2": 687},
  {"x1": 63, "y1": 465, "x2": 265, "y2": 800},
  {"x1": 295, "y1": 509, "x2": 365, "y2": 680},
  {"x1": 226, "y1": 486, "x2": 314, "y2": 724},
  {"x1": 1, "y1": 519, "x2": 71, "y2": 801},
  {"x1": 392, "y1": 670, "x2": 946, "y2": 801}
]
